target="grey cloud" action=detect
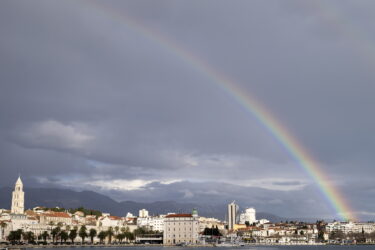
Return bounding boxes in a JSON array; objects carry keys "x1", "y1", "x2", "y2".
[{"x1": 1, "y1": 0, "x2": 374, "y2": 220}]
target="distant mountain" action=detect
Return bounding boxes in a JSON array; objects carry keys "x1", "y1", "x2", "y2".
[{"x1": 0, "y1": 187, "x2": 284, "y2": 222}]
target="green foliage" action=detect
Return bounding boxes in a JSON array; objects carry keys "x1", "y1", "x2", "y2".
[
  {"x1": 40, "y1": 206, "x2": 102, "y2": 217},
  {"x1": 69, "y1": 207, "x2": 102, "y2": 217},
  {"x1": 8, "y1": 230, "x2": 23, "y2": 243},
  {"x1": 41, "y1": 231, "x2": 49, "y2": 243},
  {"x1": 202, "y1": 226, "x2": 222, "y2": 236},
  {"x1": 116, "y1": 233, "x2": 126, "y2": 243},
  {"x1": 59, "y1": 231, "x2": 69, "y2": 243},
  {"x1": 106, "y1": 227, "x2": 114, "y2": 243},
  {"x1": 89, "y1": 228, "x2": 97, "y2": 244},
  {"x1": 69, "y1": 229, "x2": 77, "y2": 244},
  {"x1": 23, "y1": 231, "x2": 35, "y2": 244},
  {"x1": 97, "y1": 231, "x2": 107, "y2": 244},
  {"x1": 51, "y1": 226, "x2": 61, "y2": 243},
  {"x1": 79, "y1": 225, "x2": 88, "y2": 243},
  {"x1": 133, "y1": 226, "x2": 156, "y2": 236}
]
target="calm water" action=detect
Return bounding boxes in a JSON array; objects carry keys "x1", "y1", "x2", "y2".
[{"x1": 27, "y1": 246, "x2": 375, "y2": 250}]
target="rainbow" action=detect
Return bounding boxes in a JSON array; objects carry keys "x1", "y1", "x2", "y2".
[{"x1": 84, "y1": 1, "x2": 356, "y2": 221}]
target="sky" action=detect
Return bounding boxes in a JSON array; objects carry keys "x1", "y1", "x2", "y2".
[{"x1": 1, "y1": 0, "x2": 375, "y2": 220}]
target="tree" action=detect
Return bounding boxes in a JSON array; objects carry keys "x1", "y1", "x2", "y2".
[
  {"x1": 23, "y1": 231, "x2": 35, "y2": 244},
  {"x1": 79, "y1": 225, "x2": 88, "y2": 244},
  {"x1": 51, "y1": 226, "x2": 61, "y2": 243},
  {"x1": 69, "y1": 229, "x2": 77, "y2": 244},
  {"x1": 107, "y1": 227, "x2": 114, "y2": 244},
  {"x1": 59, "y1": 231, "x2": 69, "y2": 244},
  {"x1": 41, "y1": 231, "x2": 49, "y2": 244},
  {"x1": 8, "y1": 229, "x2": 22, "y2": 244},
  {"x1": 125, "y1": 232, "x2": 134, "y2": 242},
  {"x1": 116, "y1": 233, "x2": 125, "y2": 243},
  {"x1": 89, "y1": 228, "x2": 97, "y2": 244},
  {"x1": 97, "y1": 231, "x2": 107, "y2": 244}
]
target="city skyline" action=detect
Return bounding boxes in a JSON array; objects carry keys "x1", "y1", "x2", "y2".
[{"x1": 1, "y1": 0, "x2": 375, "y2": 220}]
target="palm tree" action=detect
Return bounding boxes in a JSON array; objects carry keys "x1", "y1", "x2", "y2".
[
  {"x1": 59, "y1": 231, "x2": 69, "y2": 244},
  {"x1": 106, "y1": 227, "x2": 114, "y2": 244},
  {"x1": 69, "y1": 229, "x2": 77, "y2": 244},
  {"x1": 116, "y1": 233, "x2": 125, "y2": 243},
  {"x1": 41, "y1": 231, "x2": 49, "y2": 244},
  {"x1": 79, "y1": 225, "x2": 88, "y2": 244},
  {"x1": 97, "y1": 231, "x2": 107, "y2": 244},
  {"x1": 51, "y1": 226, "x2": 61, "y2": 243},
  {"x1": 125, "y1": 232, "x2": 135, "y2": 243},
  {"x1": 23, "y1": 231, "x2": 35, "y2": 244},
  {"x1": 89, "y1": 228, "x2": 97, "y2": 244}
]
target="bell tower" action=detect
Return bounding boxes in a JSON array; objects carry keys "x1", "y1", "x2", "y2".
[{"x1": 11, "y1": 176, "x2": 25, "y2": 214}]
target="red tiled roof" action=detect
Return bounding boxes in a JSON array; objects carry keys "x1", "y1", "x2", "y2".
[
  {"x1": 108, "y1": 216, "x2": 121, "y2": 220},
  {"x1": 166, "y1": 214, "x2": 192, "y2": 218},
  {"x1": 44, "y1": 212, "x2": 71, "y2": 218}
]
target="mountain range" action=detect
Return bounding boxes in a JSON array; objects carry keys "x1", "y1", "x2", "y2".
[{"x1": 0, "y1": 187, "x2": 284, "y2": 222}]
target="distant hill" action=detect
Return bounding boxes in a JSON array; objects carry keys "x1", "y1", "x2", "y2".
[{"x1": 0, "y1": 187, "x2": 284, "y2": 222}]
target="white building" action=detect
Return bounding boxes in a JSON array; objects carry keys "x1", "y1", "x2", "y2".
[
  {"x1": 163, "y1": 211, "x2": 200, "y2": 245},
  {"x1": 139, "y1": 209, "x2": 149, "y2": 218},
  {"x1": 227, "y1": 201, "x2": 238, "y2": 230},
  {"x1": 11, "y1": 177, "x2": 25, "y2": 215},
  {"x1": 326, "y1": 221, "x2": 375, "y2": 234},
  {"x1": 137, "y1": 216, "x2": 165, "y2": 232},
  {"x1": 98, "y1": 215, "x2": 124, "y2": 228},
  {"x1": 239, "y1": 207, "x2": 256, "y2": 225},
  {"x1": 198, "y1": 217, "x2": 224, "y2": 232}
]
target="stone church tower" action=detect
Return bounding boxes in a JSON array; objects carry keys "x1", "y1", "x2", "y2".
[{"x1": 11, "y1": 177, "x2": 25, "y2": 214}]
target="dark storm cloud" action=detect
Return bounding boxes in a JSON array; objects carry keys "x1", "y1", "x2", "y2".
[{"x1": 1, "y1": 0, "x2": 375, "y2": 219}]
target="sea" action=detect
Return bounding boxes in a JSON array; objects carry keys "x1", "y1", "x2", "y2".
[{"x1": 24, "y1": 246, "x2": 375, "y2": 250}]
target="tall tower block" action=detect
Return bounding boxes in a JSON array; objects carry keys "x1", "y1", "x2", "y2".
[
  {"x1": 227, "y1": 201, "x2": 238, "y2": 230},
  {"x1": 11, "y1": 177, "x2": 25, "y2": 214}
]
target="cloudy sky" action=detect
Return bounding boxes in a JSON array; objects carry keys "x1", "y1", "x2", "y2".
[{"x1": 1, "y1": 0, "x2": 375, "y2": 220}]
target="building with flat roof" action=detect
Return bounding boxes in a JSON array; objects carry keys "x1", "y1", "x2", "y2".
[{"x1": 163, "y1": 212, "x2": 199, "y2": 245}]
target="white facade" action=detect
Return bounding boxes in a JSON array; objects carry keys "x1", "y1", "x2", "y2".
[
  {"x1": 239, "y1": 207, "x2": 256, "y2": 225},
  {"x1": 227, "y1": 201, "x2": 238, "y2": 230},
  {"x1": 326, "y1": 221, "x2": 375, "y2": 234},
  {"x1": 137, "y1": 216, "x2": 165, "y2": 232},
  {"x1": 139, "y1": 209, "x2": 149, "y2": 218},
  {"x1": 11, "y1": 177, "x2": 25, "y2": 215},
  {"x1": 163, "y1": 214, "x2": 200, "y2": 245}
]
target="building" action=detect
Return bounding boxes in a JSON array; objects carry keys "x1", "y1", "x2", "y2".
[
  {"x1": 163, "y1": 211, "x2": 200, "y2": 245},
  {"x1": 11, "y1": 177, "x2": 25, "y2": 215},
  {"x1": 137, "y1": 216, "x2": 165, "y2": 232},
  {"x1": 198, "y1": 216, "x2": 224, "y2": 232},
  {"x1": 39, "y1": 211, "x2": 73, "y2": 225},
  {"x1": 227, "y1": 201, "x2": 238, "y2": 230},
  {"x1": 326, "y1": 221, "x2": 375, "y2": 234},
  {"x1": 239, "y1": 207, "x2": 256, "y2": 225},
  {"x1": 139, "y1": 209, "x2": 149, "y2": 218}
]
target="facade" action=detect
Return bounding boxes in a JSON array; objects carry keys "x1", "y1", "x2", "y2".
[
  {"x1": 139, "y1": 209, "x2": 149, "y2": 218},
  {"x1": 326, "y1": 221, "x2": 375, "y2": 234},
  {"x1": 137, "y1": 216, "x2": 165, "y2": 232},
  {"x1": 198, "y1": 216, "x2": 224, "y2": 232},
  {"x1": 98, "y1": 215, "x2": 124, "y2": 228},
  {"x1": 227, "y1": 201, "x2": 238, "y2": 230},
  {"x1": 239, "y1": 207, "x2": 256, "y2": 225},
  {"x1": 11, "y1": 177, "x2": 25, "y2": 214},
  {"x1": 163, "y1": 213, "x2": 200, "y2": 245},
  {"x1": 39, "y1": 211, "x2": 73, "y2": 225}
]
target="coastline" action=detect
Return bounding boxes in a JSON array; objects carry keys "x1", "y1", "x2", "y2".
[{"x1": 2, "y1": 243, "x2": 375, "y2": 249}]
